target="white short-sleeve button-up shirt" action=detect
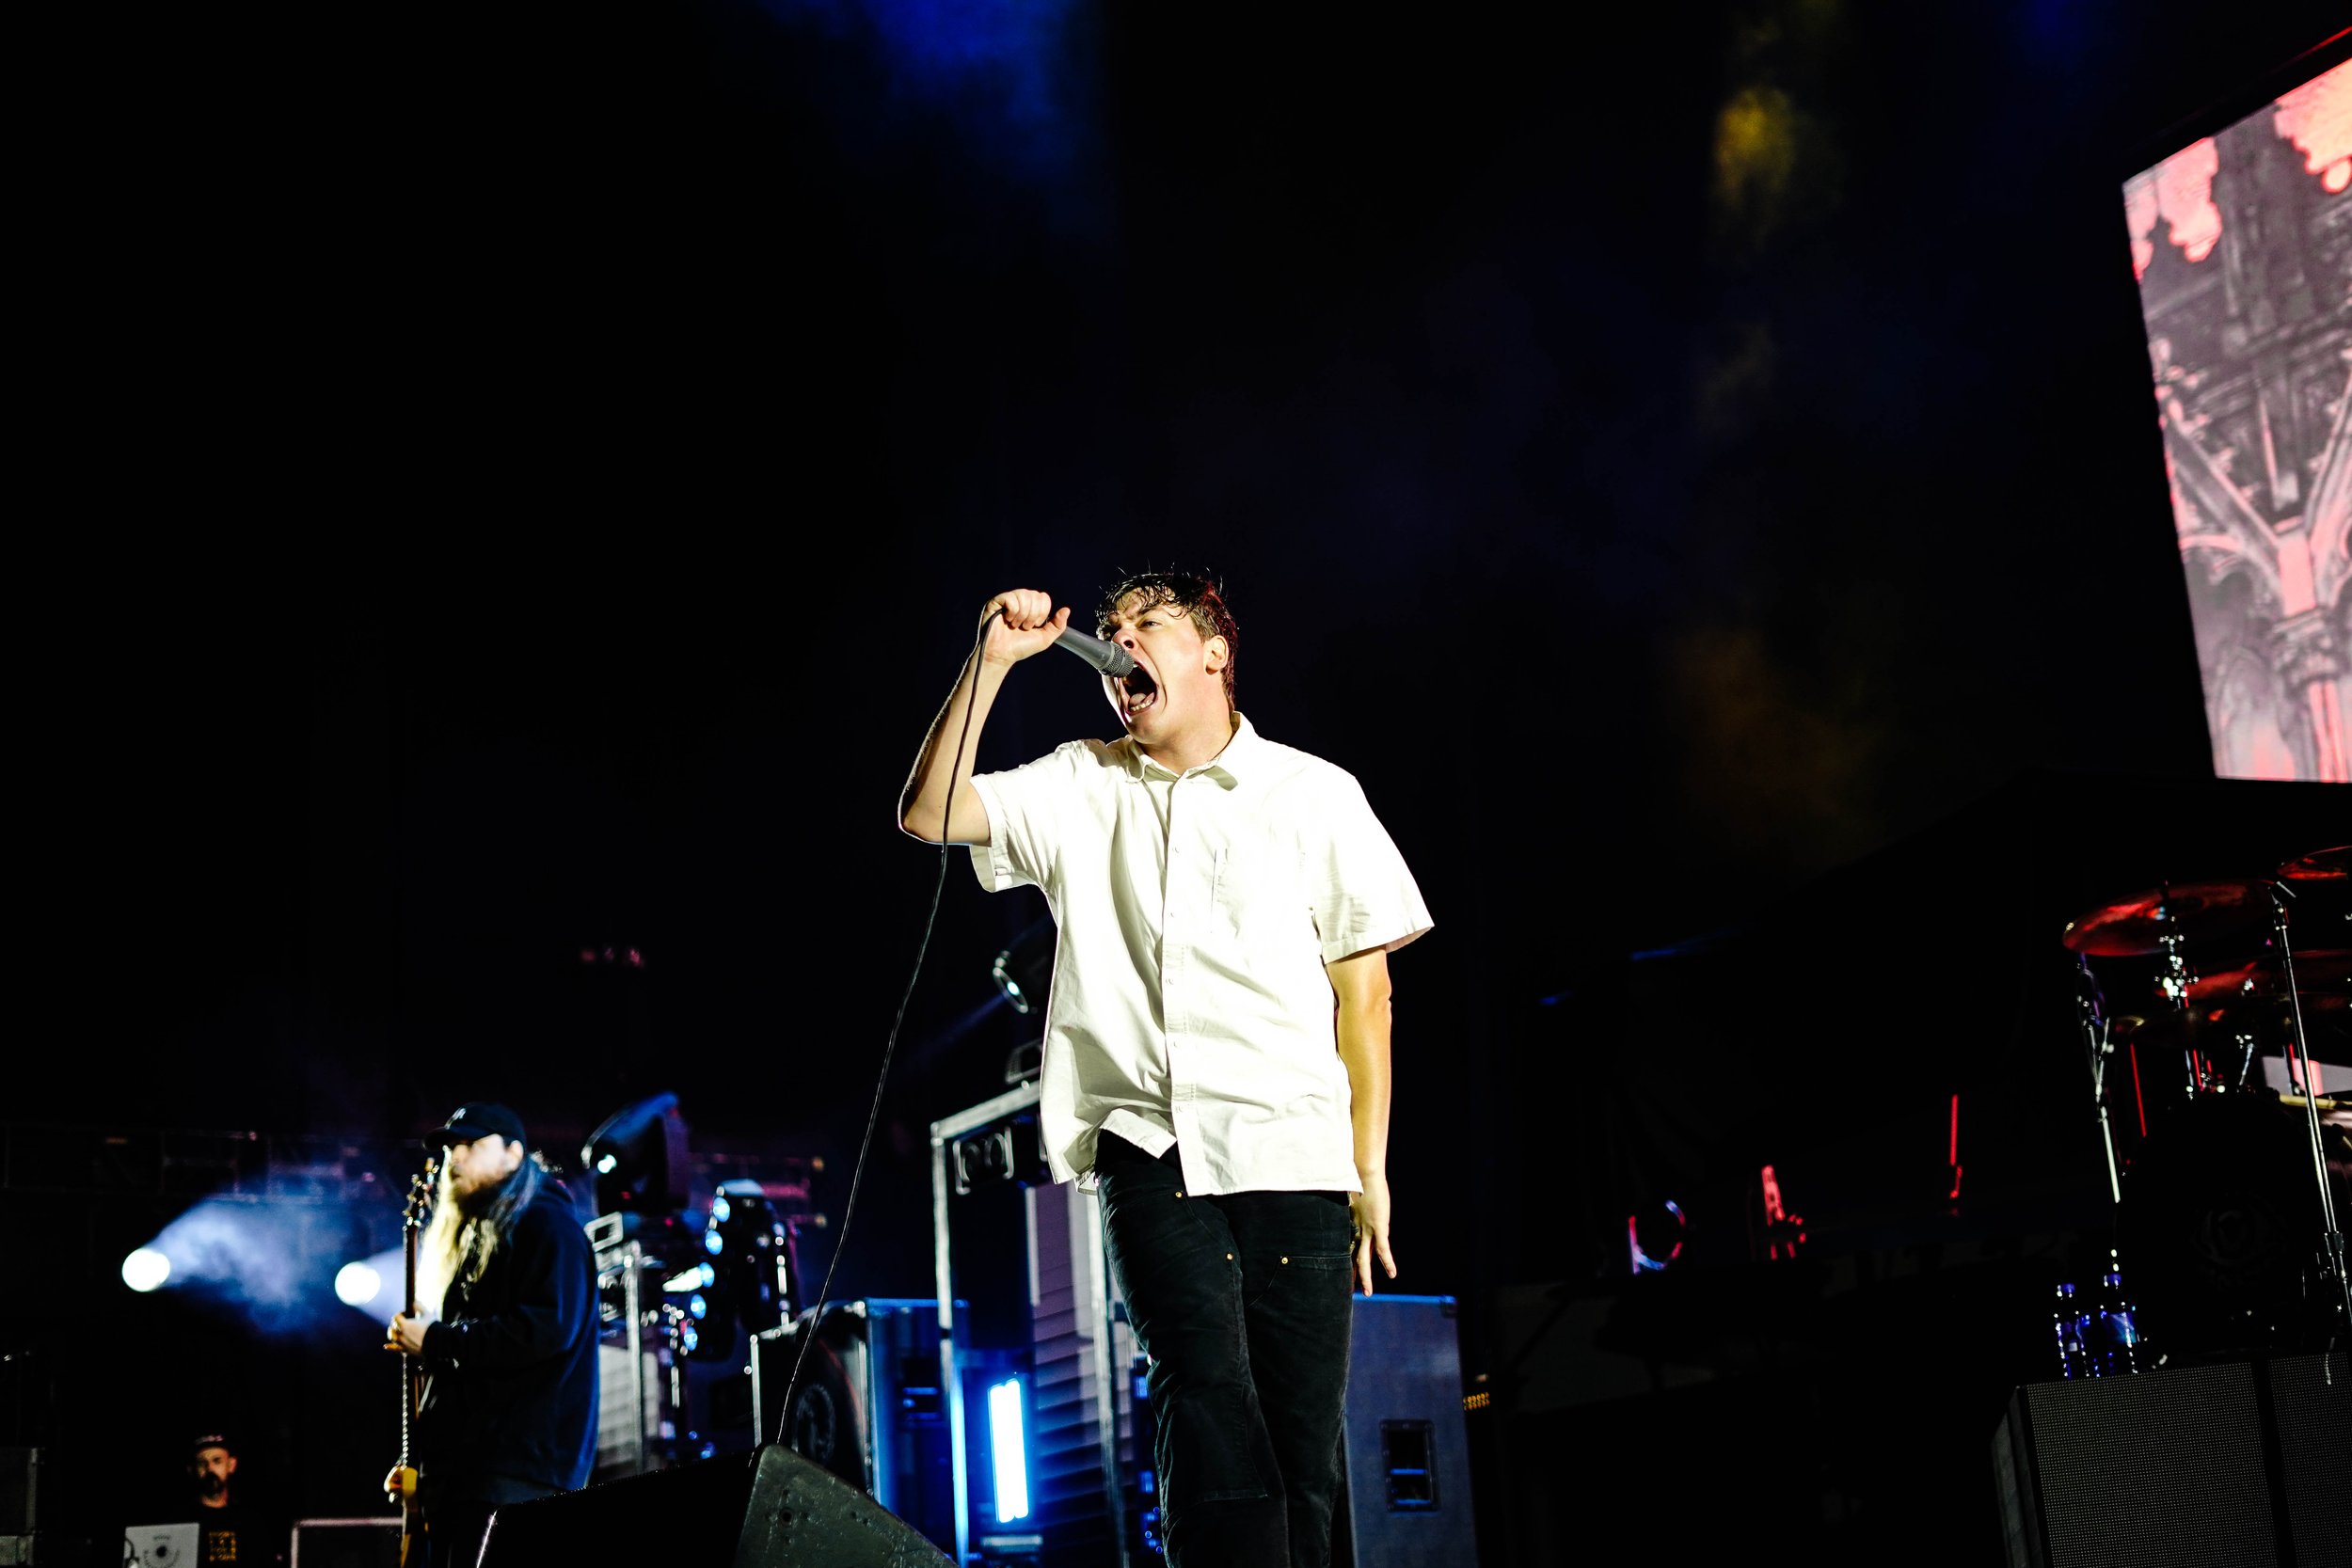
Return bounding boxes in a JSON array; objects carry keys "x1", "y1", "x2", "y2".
[{"x1": 967, "y1": 715, "x2": 1432, "y2": 1195}]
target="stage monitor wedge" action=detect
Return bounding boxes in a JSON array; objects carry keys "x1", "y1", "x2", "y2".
[
  {"x1": 1992, "y1": 1351, "x2": 2348, "y2": 1568},
  {"x1": 480, "y1": 1442, "x2": 952, "y2": 1568}
]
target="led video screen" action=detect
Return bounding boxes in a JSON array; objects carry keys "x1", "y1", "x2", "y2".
[{"x1": 2124, "y1": 58, "x2": 2350, "y2": 781}]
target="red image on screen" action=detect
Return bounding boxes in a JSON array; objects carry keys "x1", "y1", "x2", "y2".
[{"x1": 2124, "y1": 59, "x2": 2351, "y2": 782}]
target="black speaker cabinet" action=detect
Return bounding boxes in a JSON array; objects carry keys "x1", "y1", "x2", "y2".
[
  {"x1": 480, "y1": 1442, "x2": 952, "y2": 1567},
  {"x1": 0, "y1": 1450, "x2": 35, "y2": 1535},
  {"x1": 1336, "y1": 1296, "x2": 1480, "y2": 1568},
  {"x1": 1992, "y1": 1352, "x2": 2348, "y2": 1568}
]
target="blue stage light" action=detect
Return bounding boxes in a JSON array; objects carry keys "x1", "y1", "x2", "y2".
[
  {"x1": 711, "y1": 1193, "x2": 732, "y2": 1225},
  {"x1": 987, "y1": 1377, "x2": 1030, "y2": 1523},
  {"x1": 689, "y1": 1292, "x2": 708, "y2": 1321},
  {"x1": 705, "y1": 1228, "x2": 725, "y2": 1256}
]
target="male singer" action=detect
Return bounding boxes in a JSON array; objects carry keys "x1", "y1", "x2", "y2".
[{"x1": 898, "y1": 572, "x2": 1430, "y2": 1568}]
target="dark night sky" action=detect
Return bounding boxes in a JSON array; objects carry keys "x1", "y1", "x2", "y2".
[{"x1": 11, "y1": 0, "x2": 2350, "y2": 1537}]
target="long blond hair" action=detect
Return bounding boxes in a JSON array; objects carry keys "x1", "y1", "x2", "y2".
[{"x1": 418, "y1": 1147, "x2": 546, "y2": 1315}]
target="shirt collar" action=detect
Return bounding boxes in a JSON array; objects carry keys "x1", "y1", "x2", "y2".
[{"x1": 1133, "y1": 711, "x2": 1257, "y2": 789}]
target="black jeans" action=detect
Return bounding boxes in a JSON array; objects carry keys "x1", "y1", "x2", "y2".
[{"x1": 1095, "y1": 1132, "x2": 1355, "y2": 1568}]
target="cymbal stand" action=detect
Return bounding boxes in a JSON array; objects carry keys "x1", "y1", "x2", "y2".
[
  {"x1": 2266, "y1": 879, "x2": 2350, "y2": 1343},
  {"x1": 2074, "y1": 955, "x2": 2123, "y2": 1207},
  {"x1": 2230, "y1": 1017, "x2": 2262, "y2": 1092},
  {"x1": 2153, "y1": 896, "x2": 2204, "y2": 1094}
]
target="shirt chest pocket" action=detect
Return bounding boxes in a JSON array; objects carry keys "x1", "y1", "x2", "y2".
[{"x1": 1210, "y1": 832, "x2": 1310, "y2": 938}]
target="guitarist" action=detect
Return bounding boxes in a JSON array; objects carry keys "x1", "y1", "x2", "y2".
[{"x1": 384, "y1": 1103, "x2": 598, "y2": 1568}]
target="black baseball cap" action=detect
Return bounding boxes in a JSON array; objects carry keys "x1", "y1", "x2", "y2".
[
  {"x1": 190, "y1": 1433, "x2": 233, "y2": 1456},
  {"x1": 423, "y1": 1102, "x2": 528, "y2": 1150}
]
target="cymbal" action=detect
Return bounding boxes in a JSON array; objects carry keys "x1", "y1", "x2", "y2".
[
  {"x1": 2184, "y1": 950, "x2": 2352, "y2": 1005},
  {"x1": 2277, "y1": 845, "x2": 2348, "y2": 884},
  {"x1": 2109, "y1": 1009, "x2": 2213, "y2": 1049},
  {"x1": 2061, "y1": 881, "x2": 2266, "y2": 957}
]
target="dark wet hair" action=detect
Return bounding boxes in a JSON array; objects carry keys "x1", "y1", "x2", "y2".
[{"x1": 1097, "y1": 569, "x2": 1239, "y2": 705}]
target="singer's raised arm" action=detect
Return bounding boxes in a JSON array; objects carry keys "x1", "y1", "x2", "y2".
[{"x1": 897, "y1": 588, "x2": 1070, "y2": 844}]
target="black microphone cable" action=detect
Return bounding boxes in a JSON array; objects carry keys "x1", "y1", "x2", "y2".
[{"x1": 775, "y1": 607, "x2": 1006, "y2": 1441}]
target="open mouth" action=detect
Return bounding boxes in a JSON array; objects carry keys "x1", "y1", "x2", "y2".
[{"x1": 1120, "y1": 666, "x2": 1159, "y2": 718}]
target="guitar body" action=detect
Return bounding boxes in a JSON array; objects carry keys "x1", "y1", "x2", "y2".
[{"x1": 396, "y1": 1462, "x2": 424, "y2": 1565}]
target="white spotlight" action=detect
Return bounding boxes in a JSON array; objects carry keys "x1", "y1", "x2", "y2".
[
  {"x1": 122, "y1": 1247, "x2": 172, "y2": 1292},
  {"x1": 333, "y1": 1248, "x2": 405, "y2": 1318},
  {"x1": 335, "y1": 1261, "x2": 383, "y2": 1308}
]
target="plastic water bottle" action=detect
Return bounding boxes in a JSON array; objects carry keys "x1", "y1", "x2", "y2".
[
  {"x1": 2087, "y1": 1268, "x2": 2140, "y2": 1376},
  {"x1": 2052, "y1": 1283, "x2": 2088, "y2": 1379}
]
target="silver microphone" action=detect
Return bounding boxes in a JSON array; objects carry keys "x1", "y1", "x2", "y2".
[{"x1": 1054, "y1": 626, "x2": 1136, "y2": 678}]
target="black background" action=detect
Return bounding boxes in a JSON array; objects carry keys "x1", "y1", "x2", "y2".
[{"x1": 8, "y1": 3, "x2": 2348, "y2": 1561}]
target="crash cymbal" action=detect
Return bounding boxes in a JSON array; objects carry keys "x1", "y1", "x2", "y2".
[
  {"x1": 2184, "y1": 950, "x2": 2352, "y2": 1005},
  {"x1": 2061, "y1": 881, "x2": 2266, "y2": 957},
  {"x1": 2277, "y1": 845, "x2": 2348, "y2": 884}
]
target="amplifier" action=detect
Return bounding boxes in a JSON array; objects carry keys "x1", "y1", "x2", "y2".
[
  {"x1": 750, "y1": 1298, "x2": 957, "y2": 1553},
  {"x1": 1338, "y1": 1296, "x2": 1480, "y2": 1568},
  {"x1": 1992, "y1": 1351, "x2": 2348, "y2": 1568}
]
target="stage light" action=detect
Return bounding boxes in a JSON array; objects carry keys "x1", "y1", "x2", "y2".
[
  {"x1": 689, "y1": 1292, "x2": 708, "y2": 1320},
  {"x1": 335, "y1": 1262, "x2": 382, "y2": 1307},
  {"x1": 580, "y1": 1093, "x2": 691, "y2": 1216},
  {"x1": 987, "y1": 1377, "x2": 1030, "y2": 1524},
  {"x1": 331, "y1": 1248, "x2": 405, "y2": 1318},
  {"x1": 122, "y1": 1247, "x2": 171, "y2": 1292},
  {"x1": 706, "y1": 1180, "x2": 801, "y2": 1336}
]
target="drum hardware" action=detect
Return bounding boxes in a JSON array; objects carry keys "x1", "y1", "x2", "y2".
[
  {"x1": 2063, "y1": 881, "x2": 2265, "y2": 1101},
  {"x1": 2230, "y1": 1029, "x2": 2261, "y2": 1093},
  {"x1": 2063, "y1": 851, "x2": 2352, "y2": 1354},
  {"x1": 2073, "y1": 954, "x2": 2123, "y2": 1207},
  {"x1": 2262, "y1": 867, "x2": 2352, "y2": 1342},
  {"x1": 2108, "y1": 1090, "x2": 2350, "y2": 1358}
]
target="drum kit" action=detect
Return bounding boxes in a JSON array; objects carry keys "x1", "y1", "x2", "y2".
[{"x1": 2063, "y1": 844, "x2": 2351, "y2": 1357}]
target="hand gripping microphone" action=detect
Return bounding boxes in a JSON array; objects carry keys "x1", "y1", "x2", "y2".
[{"x1": 981, "y1": 606, "x2": 1136, "y2": 678}]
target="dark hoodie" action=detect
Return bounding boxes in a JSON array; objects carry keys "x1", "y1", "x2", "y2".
[{"x1": 416, "y1": 1177, "x2": 599, "y2": 1502}]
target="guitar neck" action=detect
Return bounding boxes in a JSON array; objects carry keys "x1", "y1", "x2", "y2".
[{"x1": 400, "y1": 1208, "x2": 422, "y2": 1464}]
